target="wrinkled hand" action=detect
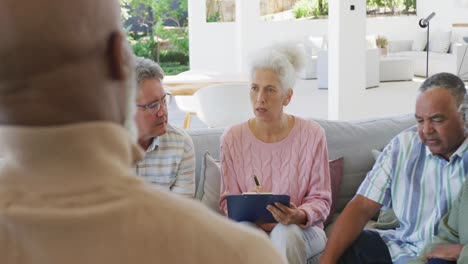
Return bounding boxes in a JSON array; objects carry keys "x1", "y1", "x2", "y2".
[
  {"x1": 267, "y1": 202, "x2": 307, "y2": 225},
  {"x1": 425, "y1": 244, "x2": 464, "y2": 262},
  {"x1": 248, "y1": 186, "x2": 267, "y2": 193}
]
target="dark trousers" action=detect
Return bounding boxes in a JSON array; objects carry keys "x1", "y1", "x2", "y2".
[
  {"x1": 338, "y1": 230, "x2": 392, "y2": 264},
  {"x1": 427, "y1": 259, "x2": 456, "y2": 264}
]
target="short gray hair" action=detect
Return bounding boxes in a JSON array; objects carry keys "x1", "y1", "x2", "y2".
[
  {"x1": 134, "y1": 56, "x2": 165, "y2": 85},
  {"x1": 249, "y1": 44, "x2": 304, "y2": 93},
  {"x1": 419, "y1": 72, "x2": 466, "y2": 107}
]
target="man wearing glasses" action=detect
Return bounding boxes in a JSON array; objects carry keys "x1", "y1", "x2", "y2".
[{"x1": 134, "y1": 56, "x2": 195, "y2": 198}]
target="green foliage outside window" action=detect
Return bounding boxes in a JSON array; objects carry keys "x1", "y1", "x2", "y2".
[
  {"x1": 293, "y1": 0, "x2": 328, "y2": 19},
  {"x1": 367, "y1": 0, "x2": 416, "y2": 16},
  {"x1": 292, "y1": 0, "x2": 415, "y2": 19},
  {"x1": 120, "y1": 0, "x2": 189, "y2": 75}
]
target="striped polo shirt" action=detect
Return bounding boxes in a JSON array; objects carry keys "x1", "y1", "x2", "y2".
[
  {"x1": 357, "y1": 126, "x2": 468, "y2": 263},
  {"x1": 135, "y1": 123, "x2": 195, "y2": 198}
]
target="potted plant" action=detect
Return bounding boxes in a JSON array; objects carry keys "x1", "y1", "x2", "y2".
[{"x1": 376, "y1": 35, "x2": 389, "y2": 56}]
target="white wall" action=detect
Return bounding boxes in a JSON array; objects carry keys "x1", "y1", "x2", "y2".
[
  {"x1": 418, "y1": 0, "x2": 468, "y2": 30},
  {"x1": 187, "y1": 0, "x2": 468, "y2": 120},
  {"x1": 417, "y1": 0, "x2": 468, "y2": 41},
  {"x1": 188, "y1": 0, "x2": 237, "y2": 73},
  {"x1": 188, "y1": 0, "x2": 424, "y2": 74},
  {"x1": 366, "y1": 16, "x2": 419, "y2": 40}
]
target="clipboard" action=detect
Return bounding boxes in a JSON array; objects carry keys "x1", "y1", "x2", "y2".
[{"x1": 226, "y1": 194, "x2": 290, "y2": 223}]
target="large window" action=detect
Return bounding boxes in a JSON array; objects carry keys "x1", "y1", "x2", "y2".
[
  {"x1": 258, "y1": 0, "x2": 415, "y2": 21},
  {"x1": 206, "y1": 0, "x2": 235, "y2": 22},
  {"x1": 121, "y1": 0, "x2": 189, "y2": 75},
  {"x1": 367, "y1": 0, "x2": 416, "y2": 17}
]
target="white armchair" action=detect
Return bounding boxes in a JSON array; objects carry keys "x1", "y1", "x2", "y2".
[
  {"x1": 174, "y1": 95, "x2": 198, "y2": 129},
  {"x1": 193, "y1": 83, "x2": 254, "y2": 128},
  {"x1": 297, "y1": 35, "x2": 326, "y2": 80},
  {"x1": 317, "y1": 48, "x2": 380, "y2": 89}
]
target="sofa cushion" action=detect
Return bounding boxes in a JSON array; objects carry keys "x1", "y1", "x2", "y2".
[
  {"x1": 303, "y1": 35, "x2": 324, "y2": 56},
  {"x1": 189, "y1": 128, "x2": 224, "y2": 194},
  {"x1": 388, "y1": 40, "x2": 412, "y2": 53},
  {"x1": 196, "y1": 151, "x2": 222, "y2": 213},
  {"x1": 374, "y1": 209, "x2": 400, "y2": 230},
  {"x1": 298, "y1": 55, "x2": 318, "y2": 80},
  {"x1": 366, "y1": 35, "x2": 377, "y2": 49},
  {"x1": 371, "y1": 149, "x2": 382, "y2": 160},
  {"x1": 324, "y1": 157, "x2": 344, "y2": 227},
  {"x1": 313, "y1": 115, "x2": 415, "y2": 213},
  {"x1": 429, "y1": 30, "x2": 451, "y2": 53},
  {"x1": 412, "y1": 31, "x2": 427, "y2": 51}
]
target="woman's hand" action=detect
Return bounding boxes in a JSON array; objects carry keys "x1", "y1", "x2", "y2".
[
  {"x1": 267, "y1": 202, "x2": 307, "y2": 225},
  {"x1": 425, "y1": 244, "x2": 464, "y2": 262},
  {"x1": 247, "y1": 186, "x2": 267, "y2": 193}
]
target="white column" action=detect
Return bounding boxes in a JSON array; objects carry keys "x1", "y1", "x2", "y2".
[
  {"x1": 187, "y1": 0, "x2": 204, "y2": 70},
  {"x1": 236, "y1": 0, "x2": 259, "y2": 75},
  {"x1": 328, "y1": 0, "x2": 367, "y2": 120}
]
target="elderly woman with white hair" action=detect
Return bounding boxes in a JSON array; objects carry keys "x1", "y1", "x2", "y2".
[{"x1": 218, "y1": 44, "x2": 332, "y2": 264}]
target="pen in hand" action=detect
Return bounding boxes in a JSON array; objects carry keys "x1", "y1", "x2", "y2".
[{"x1": 253, "y1": 175, "x2": 263, "y2": 193}]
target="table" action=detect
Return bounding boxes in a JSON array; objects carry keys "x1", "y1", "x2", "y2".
[{"x1": 164, "y1": 73, "x2": 248, "y2": 96}]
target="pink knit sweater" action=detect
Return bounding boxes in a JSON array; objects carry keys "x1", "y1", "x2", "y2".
[{"x1": 219, "y1": 117, "x2": 331, "y2": 228}]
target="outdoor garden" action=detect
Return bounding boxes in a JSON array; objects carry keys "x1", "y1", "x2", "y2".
[
  {"x1": 121, "y1": 0, "x2": 189, "y2": 75},
  {"x1": 206, "y1": 0, "x2": 417, "y2": 22},
  {"x1": 119, "y1": 0, "x2": 417, "y2": 76}
]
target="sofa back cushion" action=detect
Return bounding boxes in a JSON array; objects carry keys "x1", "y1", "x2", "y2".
[
  {"x1": 187, "y1": 127, "x2": 224, "y2": 193},
  {"x1": 388, "y1": 40, "x2": 412, "y2": 53},
  {"x1": 196, "y1": 151, "x2": 222, "y2": 213},
  {"x1": 412, "y1": 31, "x2": 427, "y2": 51},
  {"x1": 366, "y1": 35, "x2": 377, "y2": 49},
  {"x1": 428, "y1": 30, "x2": 452, "y2": 53},
  {"x1": 187, "y1": 114, "x2": 416, "y2": 214},
  {"x1": 303, "y1": 35, "x2": 325, "y2": 56},
  {"x1": 313, "y1": 115, "x2": 415, "y2": 213},
  {"x1": 324, "y1": 157, "x2": 344, "y2": 226}
]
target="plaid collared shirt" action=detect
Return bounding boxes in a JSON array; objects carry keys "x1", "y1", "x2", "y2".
[{"x1": 135, "y1": 123, "x2": 195, "y2": 198}]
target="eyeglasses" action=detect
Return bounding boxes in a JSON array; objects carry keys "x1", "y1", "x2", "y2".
[{"x1": 137, "y1": 93, "x2": 172, "y2": 114}]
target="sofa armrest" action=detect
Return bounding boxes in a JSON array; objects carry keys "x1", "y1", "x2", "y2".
[
  {"x1": 451, "y1": 43, "x2": 468, "y2": 79},
  {"x1": 388, "y1": 40, "x2": 412, "y2": 53},
  {"x1": 450, "y1": 43, "x2": 468, "y2": 56}
]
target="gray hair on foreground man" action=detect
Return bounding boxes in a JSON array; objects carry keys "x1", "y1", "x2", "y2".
[
  {"x1": 134, "y1": 56, "x2": 165, "y2": 84},
  {"x1": 0, "y1": 0, "x2": 284, "y2": 263}
]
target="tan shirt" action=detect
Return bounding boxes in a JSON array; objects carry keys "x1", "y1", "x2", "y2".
[{"x1": 0, "y1": 122, "x2": 284, "y2": 264}]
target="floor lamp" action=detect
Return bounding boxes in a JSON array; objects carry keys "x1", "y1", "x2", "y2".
[{"x1": 419, "y1": 12, "x2": 436, "y2": 78}]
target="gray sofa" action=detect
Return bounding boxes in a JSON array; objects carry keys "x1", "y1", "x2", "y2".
[{"x1": 187, "y1": 114, "x2": 415, "y2": 230}]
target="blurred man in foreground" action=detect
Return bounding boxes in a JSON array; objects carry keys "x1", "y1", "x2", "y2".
[{"x1": 0, "y1": 0, "x2": 284, "y2": 263}]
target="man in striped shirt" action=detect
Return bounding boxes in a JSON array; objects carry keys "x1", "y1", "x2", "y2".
[
  {"x1": 133, "y1": 57, "x2": 195, "y2": 198},
  {"x1": 321, "y1": 73, "x2": 468, "y2": 264}
]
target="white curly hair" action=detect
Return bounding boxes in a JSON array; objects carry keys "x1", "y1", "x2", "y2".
[{"x1": 249, "y1": 43, "x2": 304, "y2": 93}]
